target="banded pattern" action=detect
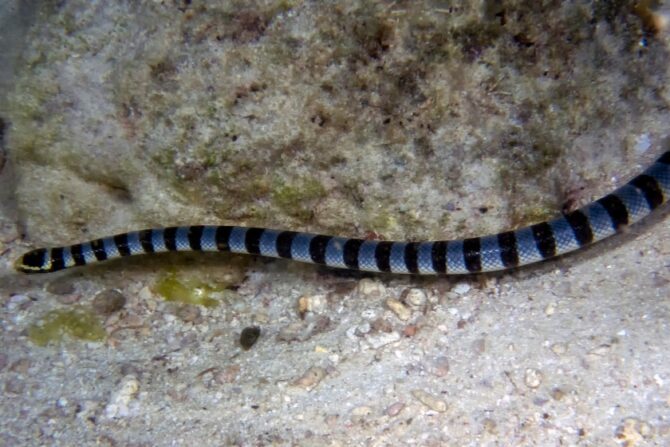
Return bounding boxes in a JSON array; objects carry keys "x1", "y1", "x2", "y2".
[{"x1": 15, "y1": 151, "x2": 670, "y2": 275}]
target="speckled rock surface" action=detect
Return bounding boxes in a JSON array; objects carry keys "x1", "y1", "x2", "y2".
[
  {"x1": 8, "y1": 0, "x2": 670, "y2": 243},
  {"x1": 1, "y1": 1, "x2": 670, "y2": 445}
]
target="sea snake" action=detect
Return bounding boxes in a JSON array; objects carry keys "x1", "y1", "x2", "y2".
[{"x1": 15, "y1": 151, "x2": 670, "y2": 275}]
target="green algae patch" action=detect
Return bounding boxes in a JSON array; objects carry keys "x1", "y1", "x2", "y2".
[
  {"x1": 28, "y1": 307, "x2": 106, "y2": 346},
  {"x1": 272, "y1": 176, "x2": 326, "y2": 220},
  {"x1": 154, "y1": 274, "x2": 221, "y2": 308}
]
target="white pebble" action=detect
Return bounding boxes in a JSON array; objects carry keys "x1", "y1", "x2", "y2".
[
  {"x1": 358, "y1": 279, "x2": 386, "y2": 297},
  {"x1": 452, "y1": 282, "x2": 471, "y2": 295},
  {"x1": 589, "y1": 344, "x2": 611, "y2": 356},
  {"x1": 104, "y1": 375, "x2": 140, "y2": 419},
  {"x1": 544, "y1": 303, "x2": 556, "y2": 316},
  {"x1": 298, "y1": 294, "x2": 328, "y2": 315},
  {"x1": 411, "y1": 389, "x2": 447, "y2": 412},
  {"x1": 357, "y1": 322, "x2": 371, "y2": 334},
  {"x1": 551, "y1": 343, "x2": 567, "y2": 355},
  {"x1": 524, "y1": 368, "x2": 543, "y2": 388},
  {"x1": 386, "y1": 298, "x2": 411, "y2": 321},
  {"x1": 386, "y1": 402, "x2": 405, "y2": 417},
  {"x1": 634, "y1": 133, "x2": 651, "y2": 154},
  {"x1": 402, "y1": 289, "x2": 427, "y2": 309},
  {"x1": 365, "y1": 331, "x2": 401, "y2": 349},
  {"x1": 292, "y1": 366, "x2": 326, "y2": 389}
]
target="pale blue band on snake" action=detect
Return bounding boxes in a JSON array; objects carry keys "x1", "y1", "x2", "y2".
[{"x1": 15, "y1": 151, "x2": 670, "y2": 275}]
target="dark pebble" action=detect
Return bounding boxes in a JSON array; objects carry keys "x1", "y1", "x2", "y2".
[
  {"x1": 240, "y1": 326, "x2": 261, "y2": 350},
  {"x1": 176, "y1": 305, "x2": 201, "y2": 323},
  {"x1": 46, "y1": 278, "x2": 75, "y2": 295},
  {"x1": 92, "y1": 289, "x2": 127, "y2": 315}
]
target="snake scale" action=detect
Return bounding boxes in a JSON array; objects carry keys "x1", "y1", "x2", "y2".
[{"x1": 15, "y1": 151, "x2": 670, "y2": 275}]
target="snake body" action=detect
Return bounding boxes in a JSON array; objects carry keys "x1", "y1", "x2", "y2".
[{"x1": 15, "y1": 151, "x2": 670, "y2": 275}]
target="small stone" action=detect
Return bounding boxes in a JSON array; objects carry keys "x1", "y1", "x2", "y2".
[
  {"x1": 55, "y1": 294, "x2": 81, "y2": 305},
  {"x1": 452, "y1": 282, "x2": 471, "y2": 295},
  {"x1": 277, "y1": 322, "x2": 304, "y2": 342},
  {"x1": 292, "y1": 366, "x2": 326, "y2": 389},
  {"x1": 92, "y1": 289, "x2": 127, "y2": 315},
  {"x1": 253, "y1": 312, "x2": 270, "y2": 324},
  {"x1": 386, "y1": 298, "x2": 411, "y2": 321},
  {"x1": 175, "y1": 305, "x2": 201, "y2": 323},
  {"x1": 297, "y1": 296, "x2": 309, "y2": 317},
  {"x1": 385, "y1": 402, "x2": 405, "y2": 417},
  {"x1": 46, "y1": 278, "x2": 76, "y2": 295},
  {"x1": 308, "y1": 315, "x2": 331, "y2": 337},
  {"x1": 411, "y1": 389, "x2": 447, "y2": 412},
  {"x1": 544, "y1": 303, "x2": 556, "y2": 316},
  {"x1": 471, "y1": 338, "x2": 486, "y2": 354},
  {"x1": 427, "y1": 356, "x2": 450, "y2": 377},
  {"x1": 358, "y1": 278, "x2": 386, "y2": 297},
  {"x1": 214, "y1": 365, "x2": 240, "y2": 384},
  {"x1": 633, "y1": 133, "x2": 651, "y2": 154},
  {"x1": 0, "y1": 353, "x2": 7, "y2": 371},
  {"x1": 551, "y1": 342, "x2": 567, "y2": 355},
  {"x1": 371, "y1": 318, "x2": 393, "y2": 333},
  {"x1": 551, "y1": 387, "x2": 565, "y2": 400},
  {"x1": 615, "y1": 417, "x2": 652, "y2": 446},
  {"x1": 401, "y1": 288, "x2": 427, "y2": 309},
  {"x1": 104, "y1": 375, "x2": 140, "y2": 419},
  {"x1": 365, "y1": 331, "x2": 401, "y2": 349},
  {"x1": 297, "y1": 294, "x2": 328, "y2": 317},
  {"x1": 402, "y1": 324, "x2": 418, "y2": 337},
  {"x1": 356, "y1": 322, "x2": 371, "y2": 335},
  {"x1": 483, "y1": 418, "x2": 497, "y2": 434},
  {"x1": 239, "y1": 326, "x2": 261, "y2": 350},
  {"x1": 524, "y1": 368, "x2": 543, "y2": 388},
  {"x1": 589, "y1": 344, "x2": 611, "y2": 356},
  {"x1": 276, "y1": 317, "x2": 330, "y2": 343}
]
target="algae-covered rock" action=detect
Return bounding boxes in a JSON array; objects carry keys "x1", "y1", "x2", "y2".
[
  {"x1": 6, "y1": 1, "x2": 668, "y2": 249},
  {"x1": 153, "y1": 274, "x2": 220, "y2": 308},
  {"x1": 153, "y1": 271, "x2": 241, "y2": 308},
  {"x1": 28, "y1": 307, "x2": 105, "y2": 346}
]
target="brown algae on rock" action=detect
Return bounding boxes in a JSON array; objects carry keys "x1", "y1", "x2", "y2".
[{"x1": 28, "y1": 307, "x2": 106, "y2": 346}]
